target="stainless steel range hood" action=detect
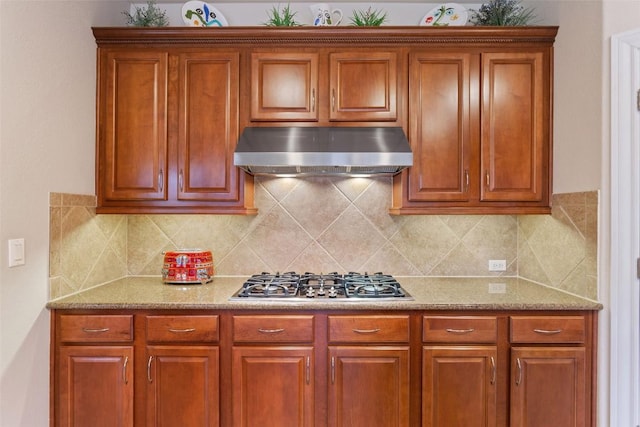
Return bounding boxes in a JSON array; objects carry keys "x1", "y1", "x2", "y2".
[{"x1": 234, "y1": 127, "x2": 413, "y2": 176}]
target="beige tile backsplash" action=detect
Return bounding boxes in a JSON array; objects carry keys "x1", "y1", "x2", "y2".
[{"x1": 49, "y1": 178, "x2": 598, "y2": 300}]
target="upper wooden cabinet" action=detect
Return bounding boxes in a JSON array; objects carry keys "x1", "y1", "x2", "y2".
[
  {"x1": 93, "y1": 26, "x2": 556, "y2": 215},
  {"x1": 392, "y1": 39, "x2": 555, "y2": 214},
  {"x1": 249, "y1": 50, "x2": 399, "y2": 123},
  {"x1": 94, "y1": 33, "x2": 255, "y2": 214}
]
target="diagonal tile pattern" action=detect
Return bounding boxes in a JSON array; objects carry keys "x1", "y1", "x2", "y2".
[{"x1": 49, "y1": 183, "x2": 598, "y2": 301}]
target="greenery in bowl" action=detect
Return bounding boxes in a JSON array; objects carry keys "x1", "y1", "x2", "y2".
[
  {"x1": 123, "y1": 0, "x2": 169, "y2": 27},
  {"x1": 469, "y1": 0, "x2": 537, "y2": 26},
  {"x1": 349, "y1": 7, "x2": 388, "y2": 26},
  {"x1": 264, "y1": 4, "x2": 301, "y2": 26}
]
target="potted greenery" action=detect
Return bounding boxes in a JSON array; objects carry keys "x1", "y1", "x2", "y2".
[
  {"x1": 469, "y1": 0, "x2": 537, "y2": 26},
  {"x1": 264, "y1": 4, "x2": 301, "y2": 26},
  {"x1": 349, "y1": 7, "x2": 388, "y2": 26},
  {"x1": 122, "y1": 0, "x2": 169, "y2": 27}
]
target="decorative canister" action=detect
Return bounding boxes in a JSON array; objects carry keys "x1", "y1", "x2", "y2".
[{"x1": 162, "y1": 249, "x2": 214, "y2": 284}]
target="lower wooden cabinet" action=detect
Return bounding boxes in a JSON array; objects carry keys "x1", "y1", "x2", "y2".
[
  {"x1": 510, "y1": 347, "x2": 586, "y2": 427},
  {"x1": 58, "y1": 345, "x2": 134, "y2": 427},
  {"x1": 328, "y1": 346, "x2": 410, "y2": 427},
  {"x1": 231, "y1": 346, "x2": 314, "y2": 427},
  {"x1": 146, "y1": 346, "x2": 219, "y2": 427},
  {"x1": 51, "y1": 310, "x2": 597, "y2": 427},
  {"x1": 422, "y1": 346, "x2": 497, "y2": 427}
]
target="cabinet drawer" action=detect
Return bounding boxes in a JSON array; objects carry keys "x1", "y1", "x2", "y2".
[
  {"x1": 510, "y1": 316, "x2": 585, "y2": 343},
  {"x1": 233, "y1": 315, "x2": 314, "y2": 343},
  {"x1": 146, "y1": 315, "x2": 219, "y2": 343},
  {"x1": 59, "y1": 314, "x2": 133, "y2": 342},
  {"x1": 423, "y1": 316, "x2": 497, "y2": 343},
  {"x1": 328, "y1": 315, "x2": 410, "y2": 343}
]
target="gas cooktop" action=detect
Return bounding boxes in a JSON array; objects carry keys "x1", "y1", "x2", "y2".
[{"x1": 229, "y1": 272, "x2": 413, "y2": 301}]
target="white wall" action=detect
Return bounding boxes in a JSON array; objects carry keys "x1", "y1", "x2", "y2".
[
  {"x1": 0, "y1": 0, "x2": 612, "y2": 425},
  {"x1": 0, "y1": 2, "x2": 127, "y2": 425}
]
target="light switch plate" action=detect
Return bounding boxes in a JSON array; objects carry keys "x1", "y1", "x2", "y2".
[{"x1": 8, "y1": 238, "x2": 25, "y2": 267}]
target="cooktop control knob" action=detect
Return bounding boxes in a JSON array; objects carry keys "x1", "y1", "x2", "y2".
[{"x1": 305, "y1": 288, "x2": 315, "y2": 298}]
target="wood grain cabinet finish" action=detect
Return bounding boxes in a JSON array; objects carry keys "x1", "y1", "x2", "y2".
[
  {"x1": 328, "y1": 315, "x2": 411, "y2": 427},
  {"x1": 55, "y1": 314, "x2": 134, "y2": 427},
  {"x1": 422, "y1": 316, "x2": 498, "y2": 427},
  {"x1": 249, "y1": 51, "x2": 398, "y2": 123},
  {"x1": 94, "y1": 35, "x2": 254, "y2": 214},
  {"x1": 52, "y1": 306, "x2": 595, "y2": 427},
  {"x1": 509, "y1": 315, "x2": 590, "y2": 427},
  {"x1": 231, "y1": 315, "x2": 315, "y2": 427},
  {"x1": 392, "y1": 29, "x2": 555, "y2": 214},
  {"x1": 94, "y1": 27, "x2": 556, "y2": 215}
]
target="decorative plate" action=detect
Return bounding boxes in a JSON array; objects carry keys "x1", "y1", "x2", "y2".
[
  {"x1": 420, "y1": 3, "x2": 467, "y2": 26},
  {"x1": 182, "y1": 1, "x2": 228, "y2": 27}
]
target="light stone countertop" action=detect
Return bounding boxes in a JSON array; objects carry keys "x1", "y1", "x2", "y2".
[{"x1": 46, "y1": 276, "x2": 603, "y2": 311}]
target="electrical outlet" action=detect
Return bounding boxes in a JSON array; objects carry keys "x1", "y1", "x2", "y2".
[
  {"x1": 488, "y1": 259, "x2": 506, "y2": 272},
  {"x1": 488, "y1": 282, "x2": 507, "y2": 293}
]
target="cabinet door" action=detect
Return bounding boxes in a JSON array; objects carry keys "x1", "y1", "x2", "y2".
[
  {"x1": 328, "y1": 346, "x2": 410, "y2": 427},
  {"x1": 58, "y1": 346, "x2": 133, "y2": 427},
  {"x1": 177, "y1": 52, "x2": 241, "y2": 203},
  {"x1": 232, "y1": 346, "x2": 314, "y2": 427},
  {"x1": 481, "y1": 52, "x2": 548, "y2": 203},
  {"x1": 99, "y1": 50, "x2": 168, "y2": 202},
  {"x1": 250, "y1": 52, "x2": 319, "y2": 121},
  {"x1": 510, "y1": 347, "x2": 586, "y2": 427},
  {"x1": 407, "y1": 52, "x2": 478, "y2": 202},
  {"x1": 329, "y1": 52, "x2": 398, "y2": 121},
  {"x1": 422, "y1": 346, "x2": 497, "y2": 427},
  {"x1": 146, "y1": 345, "x2": 219, "y2": 427}
]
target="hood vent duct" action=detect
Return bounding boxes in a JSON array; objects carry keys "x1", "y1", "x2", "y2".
[{"x1": 234, "y1": 127, "x2": 413, "y2": 176}]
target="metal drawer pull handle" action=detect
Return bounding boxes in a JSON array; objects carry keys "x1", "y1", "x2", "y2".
[
  {"x1": 533, "y1": 328, "x2": 562, "y2": 335},
  {"x1": 353, "y1": 328, "x2": 381, "y2": 334},
  {"x1": 258, "y1": 328, "x2": 285, "y2": 334},
  {"x1": 147, "y1": 356, "x2": 154, "y2": 383},
  {"x1": 306, "y1": 356, "x2": 310, "y2": 385},
  {"x1": 312, "y1": 88, "x2": 316, "y2": 112},
  {"x1": 516, "y1": 358, "x2": 522, "y2": 386},
  {"x1": 158, "y1": 169, "x2": 163, "y2": 192},
  {"x1": 331, "y1": 356, "x2": 335, "y2": 384},
  {"x1": 179, "y1": 170, "x2": 184, "y2": 192},
  {"x1": 490, "y1": 356, "x2": 496, "y2": 385},
  {"x1": 445, "y1": 328, "x2": 475, "y2": 334},
  {"x1": 82, "y1": 327, "x2": 109, "y2": 333},
  {"x1": 123, "y1": 356, "x2": 129, "y2": 385},
  {"x1": 168, "y1": 328, "x2": 196, "y2": 333}
]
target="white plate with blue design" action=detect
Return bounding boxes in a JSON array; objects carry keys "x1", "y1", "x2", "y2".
[{"x1": 182, "y1": 1, "x2": 228, "y2": 27}]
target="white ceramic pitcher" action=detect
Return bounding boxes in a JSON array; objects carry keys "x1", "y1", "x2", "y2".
[{"x1": 310, "y1": 3, "x2": 343, "y2": 26}]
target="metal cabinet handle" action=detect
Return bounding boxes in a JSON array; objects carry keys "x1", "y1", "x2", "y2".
[
  {"x1": 158, "y1": 169, "x2": 164, "y2": 192},
  {"x1": 257, "y1": 328, "x2": 285, "y2": 334},
  {"x1": 331, "y1": 89, "x2": 336, "y2": 112},
  {"x1": 168, "y1": 328, "x2": 196, "y2": 333},
  {"x1": 123, "y1": 356, "x2": 129, "y2": 385},
  {"x1": 352, "y1": 328, "x2": 381, "y2": 334},
  {"x1": 485, "y1": 170, "x2": 490, "y2": 187},
  {"x1": 306, "y1": 356, "x2": 310, "y2": 385},
  {"x1": 331, "y1": 356, "x2": 335, "y2": 384},
  {"x1": 179, "y1": 170, "x2": 184, "y2": 191},
  {"x1": 515, "y1": 357, "x2": 522, "y2": 386},
  {"x1": 445, "y1": 328, "x2": 475, "y2": 334},
  {"x1": 464, "y1": 169, "x2": 469, "y2": 192},
  {"x1": 312, "y1": 88, "x2": 316, "y2": 112},
  {"x1": 82, "y1": 327, "x2": 109, "y2": 333},
  {"x1": 533, "y1": 328, "x2": 563, "y2": 335},
  {"x1": 147, "y1": 356, "x2": 154, "y2": 383},
  {"x1": 490, "y1": 356, "x2": 496, "y2": 385}
]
